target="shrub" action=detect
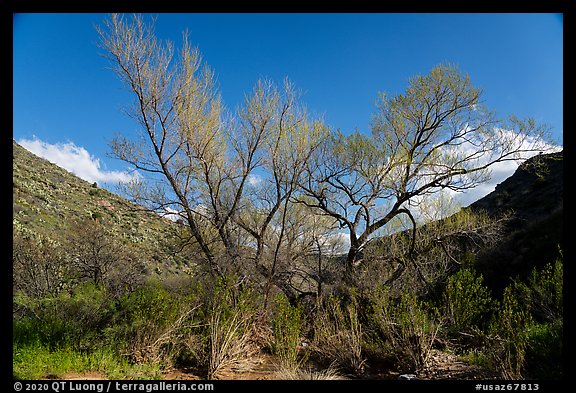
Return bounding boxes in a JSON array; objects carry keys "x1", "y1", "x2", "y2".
[
  {"x1": 270, "y1": 293, "x2": 307, "y2": 371},
  {"x1": 487, "y1": 281, "x2": 533, "y2": 379},
  {"x1": 13, "y1": 233, "x2": 68, "y2": 298},
  {"x1": 367, "y1": 287, "x2": 440, "y2": 373},
  {"x1": 58, "y1": 283, "x2": 115, "y2": 349},
  {"x1": 522, "y1": 253, "x2": 563, "y2": 379},
  {"x1": 13, "y1": 283, "x2": 114, "y2": 351},
  {"x1": 442, "y1": 267, "x2": 495, "y2": 332},
  {"x1": 104, "y1": 281, "x2": 201, "y2": 366},
  {"x1": 527, "y1": 252, "x2": 563, "y2": 322},
  {"x1": 524, "y1": 320, "x2": 563, "y2": 379},
  {"x1": 477, "y1": 254, "x2": 563, "y2": 380},
  {"x1": 458, "y1": 348, "x2": 492, "y2": 370},
  {"x1": 14, "y1": 279, "x2": 206, "y2": 378},
  {"x1": 13, "y1": 341, "x2": 162, "y2": 380}
]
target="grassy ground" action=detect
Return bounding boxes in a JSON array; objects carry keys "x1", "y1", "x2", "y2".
[{"x1": 13, "y1": 342, "x2": 163, "y2": 380}]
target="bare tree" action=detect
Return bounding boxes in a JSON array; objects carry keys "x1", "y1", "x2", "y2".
[
  {"x1": 300, "y1": 64, "x2": 554, "y2": 284},
  {"x1": 67, "y1": 219, "x2": 147, "y2": 295},
  {"x1": 278, "y1": 202, "x2": 347, "y2": 299},
  {"x1": 231, "y1": 79, "x2": 327, "y2": 300},
  {"x1": 97, "y1": 14, "x2": 274, "y2": 278},
  {"x1": 13, "y1": 232, "x2": 68, "y2": 298},
  {"x1": 98, "y1": 16, "x2": 554, "y2": 288}
]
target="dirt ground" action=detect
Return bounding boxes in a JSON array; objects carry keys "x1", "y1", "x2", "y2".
[{"x1": 60, "y1": 349, "x2": 499, "y2": 381}]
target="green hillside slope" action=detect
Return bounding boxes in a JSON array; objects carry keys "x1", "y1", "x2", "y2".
[{"x1": 12, "y1": 140, "x2": 188, "y2": 277}]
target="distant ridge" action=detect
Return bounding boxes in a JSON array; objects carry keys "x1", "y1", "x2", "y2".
[
  {"x1": 469, "y1": 151, "x2": 563, "y2": 223},
  {"x1": 468, "y1": 151, "x2": 563, "y2": 293}
]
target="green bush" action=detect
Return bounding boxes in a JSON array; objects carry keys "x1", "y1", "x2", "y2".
[
  {"x1": 458, "y1": 349, "x2": 492, "y2": 370},
  {"x1": 472, "y1": 254, "x2": 563, "y2": 380},
  {"x1": 524, "y1": 320, "x2": 562, "y2": 379},
  {"x1": 12, "y1": 283, "x2": 168, "y2": 379},
  {"x1": 14, "y1": 279, "x2": 206, "y2": 379},
  {"x1": 104, "y1": 281, "x2": 202, "y2": 366},
  {"x1": 13, "y1": 341, "x2": 162, "y2": 380},
  {"x1": 270, "y1": 293, "x2": 307, "y2": 371},
  {"x1": 527, "y1": 253, "x2": 563, "y2": 322},
  {"x1": 522, "y1": 253, "x2": 563, "y2": 379},
  {"x1": 443, "y1": 267, "x2": 495, "y2": 332},
  {"x1": 487, "y1": 281, "x2": 533, "y2": 379},
  {"x1": 13, "y1": 283, "x2": 114, "y2": 351}
]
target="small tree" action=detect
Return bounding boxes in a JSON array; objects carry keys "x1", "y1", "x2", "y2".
[
  {"x1": 13, "y1": 232, "x2": 68, "y2": 298},
  {"x1": 300, "y1": 64, "x2": 554, "y2": 284},
  {"x1": 68, "y1": 219, "x2": 146, "y2": 295}
]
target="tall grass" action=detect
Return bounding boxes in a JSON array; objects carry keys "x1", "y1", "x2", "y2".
[
  {"x1": 367, "y1": 287, "x2": 440, "y2": 373},
  {"x1": 277, "y1": 362, "x2": 345, "y2": 380},
  {"x1": 206, "y1": 279, "x2": 262, "y2": 379},
  {"x1": 311, "y1": 294, "x2": 366, "y2": 375}
]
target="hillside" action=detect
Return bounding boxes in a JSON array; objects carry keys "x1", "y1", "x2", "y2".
[
  {"x1": 12, "y1": 140, "x2": 188, "y2": 276},
  {"x1": 359, "y1": 150, "x2": 564, "y2": 297},
  {"x1": 469, "y1": 151, "x2": 563, "y2": 223},
  {"x1": 467, "y1": 151, "x2": 563, "y2": 293}
]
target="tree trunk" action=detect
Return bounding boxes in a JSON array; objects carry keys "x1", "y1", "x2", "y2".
[{"x1": 344, "y1": 245, "x2": 360, "y2": 286}]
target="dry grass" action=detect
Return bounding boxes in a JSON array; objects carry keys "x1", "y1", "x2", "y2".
[
  {"x1": 277, "y1": 362, "x2": 347, "y2": 380},
  {"x1": 311, "y1": 298, "x2": 366, "y2": 375},
  {"x1": 207, "y1": 302, "x2": 261, "y2": 379}
]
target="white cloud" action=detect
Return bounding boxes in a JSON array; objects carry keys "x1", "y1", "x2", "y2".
[
  {"x1": 451, "y1": 159, "x2": 519, "y2": 207},
  {"x1": 396, "y1": 129, "x2": 561, "y2": 224},
  {"x1": 450, "y1": 132, "x2": 562, "y2": 207},
  {"x1": 17, "y1": 137, "x2": 139, "y2": 185},
  {"x1": 160, "y1": 206, "x2": 184, "y2": 222},
  {"x1": 247, "y1": 173, "x2": 263, "y2": 187},
  {"x1": 316, "y1": 231, "x2": 350, "y2": 255}
]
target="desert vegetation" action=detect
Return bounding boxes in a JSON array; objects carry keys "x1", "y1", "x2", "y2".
[
  {"x1": 12, "y1": 219, "x2": 563, "y2": 380},
  {"x1": 13, "y1": 13, "x2": 562, "y2": 381}
]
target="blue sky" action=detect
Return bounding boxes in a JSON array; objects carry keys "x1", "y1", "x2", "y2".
[{"x1": 13, "y1": 13, "x2": 563, "y2": 205}]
